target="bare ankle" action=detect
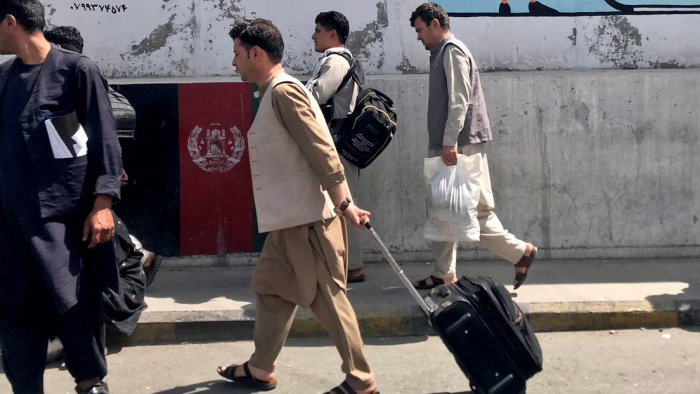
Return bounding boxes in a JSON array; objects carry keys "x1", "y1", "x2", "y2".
[{"x1": 248, "y1": 364, "x2": 274, "y2": 380}]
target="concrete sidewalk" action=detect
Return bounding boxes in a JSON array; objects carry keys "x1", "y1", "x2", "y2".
[{"x1": 116, "y1": 258, "x2": 700, "y2": 346}]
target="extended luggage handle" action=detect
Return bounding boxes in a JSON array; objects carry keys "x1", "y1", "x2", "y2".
[{"x1": 364, "y1": 222, "x2": 434, "y2": 317}]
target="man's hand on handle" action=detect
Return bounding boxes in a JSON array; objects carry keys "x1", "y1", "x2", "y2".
[
  {"x1": 441, "y1": 146, "x2": 458, "y2": 166},
  {"x1": 343, "y1": 203, "x2": 371, "y2": 229},
  {"x1": 82, "y1": 195, "x2": 115, "y2": 248}
]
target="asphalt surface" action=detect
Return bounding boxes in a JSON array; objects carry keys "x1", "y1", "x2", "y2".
[{"x1": 4, "y1": 328, "x2": 698, "y2": 394}]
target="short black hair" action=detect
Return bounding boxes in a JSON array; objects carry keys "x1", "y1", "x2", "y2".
[
  {"x1": 44, "y1": 26, "x2": 84, "y2": 53},
  {"x1": 0, "y1": 0, "x2": 45, "y2": 32},
  {"x1": 410, "y1": 2, "x2": 450, "y2": 30},
  {"x1": 315, "y1": 11, "x2": 350, "y2": 44},
  {"x1": 228, "y1": 19, "x2": 284, "y2": 64}
]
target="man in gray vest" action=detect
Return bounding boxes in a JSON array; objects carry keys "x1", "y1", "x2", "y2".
[
  {"x1": 306, "y1": 11, "x2": 367, "y2": 283},
  {"x1": 216, "y1": 19, "x2": 379, "y2": 394},
  {"x1": 409, "y1": 3, "x2": 538, "y2": 290}
]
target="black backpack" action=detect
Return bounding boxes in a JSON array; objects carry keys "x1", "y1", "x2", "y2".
[
  {"x1": 108, "y1": 87, "x2": 137, "y2": 140},
  {"x1": 322, "y1": 54, "x2": 397, "y2": 169}
]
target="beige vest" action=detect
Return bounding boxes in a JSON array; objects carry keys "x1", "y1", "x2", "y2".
[{"x1": 248, "y1": 73, "x2": 336, "y2": 233}]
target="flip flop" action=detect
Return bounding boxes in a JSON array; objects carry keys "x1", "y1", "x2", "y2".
[
  {"x1": 513, "y1": 247, "x2": 537, "y2": 290},
  {"x1": 217, "y1": 362, "x2": 277, "y2": 391}
]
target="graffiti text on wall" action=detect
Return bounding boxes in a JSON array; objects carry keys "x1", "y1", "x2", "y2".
[
  {"x1": 70, "y1": 3, "x2": 128, "y2": 13},
  {"x1": 441, "y1": 1, "x2": 700, "y2": 17}
]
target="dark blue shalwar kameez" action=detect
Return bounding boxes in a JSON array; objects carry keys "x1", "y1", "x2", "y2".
[{"x1": 0, "y1": 45, "x2": 122, "y2": 394}]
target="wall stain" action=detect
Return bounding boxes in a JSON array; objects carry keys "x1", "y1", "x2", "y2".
[
  {"x1": 537, "y1": 107, "x2": 552, "y2": 256},
  {"x1": 632, "y1": 124, "x2": 650, "y2": 145},
  {"x1": 669, "y1": 126, "x2": 698, "y2": 145},
  {"x1": 347, "y1": 1, "x2": 388, "y2": 66},
  {"x1": 648, "y1": 59, "x2": 688, "y2": 69},
  {"x1": 574, "y1": 102, "x2": 591, "y2": 133},
  {"x1": 132, "y1": 2, "x2": 199, "y2": 57},
  {"x1": 396, "y1": 56, "x2": 419, "y2": 74},
  {"x1": 206, "y1": 0, "x2": 242, "y2": 22},
  {"x1": 132, "y1": 14, "x2": 177, "y2": 56},
  {"x1": 568, "y1": 27, "x2": 577, "y2": 46},
  {"x1": 588, "y1": 16, "x2": 643, "y2": 69}
]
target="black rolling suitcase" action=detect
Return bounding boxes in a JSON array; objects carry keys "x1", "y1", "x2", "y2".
[{"x1": 365, "y1": 223, "x2": 543, "y2": 394}]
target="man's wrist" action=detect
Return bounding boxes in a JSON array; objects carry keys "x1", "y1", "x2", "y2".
[
  {"x1": 93, "y1": 195, "x2": 112, "y2": 210},
  {"x1": 334, "y1": 197, "x2": 352, "y2": 215}
]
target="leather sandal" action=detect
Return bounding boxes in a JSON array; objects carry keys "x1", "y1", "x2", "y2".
[
  {"x1": 325, "y1": 381, "x2": 380, "y2": 394},
  {"x1": 413, "y1": 275, "x2": 447, "y2": 290},
  {"x1": 347, "y1": 268, "x2": 366, "y2": 283},
  {"x1": 216, "y1": 362, "x2": 277, "y2": 391},
  {"x1": 513, "y1": 247, "x2": 537, "y2": 290}
]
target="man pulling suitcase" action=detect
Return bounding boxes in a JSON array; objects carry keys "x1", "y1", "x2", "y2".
[{"x1": 366, "y1": 222, "x2": 543, "y2": 393}]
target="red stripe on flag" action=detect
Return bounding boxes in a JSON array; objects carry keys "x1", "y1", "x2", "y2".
[{"x1": 178, "y1": 83, "x2": 254, "y2": 255}]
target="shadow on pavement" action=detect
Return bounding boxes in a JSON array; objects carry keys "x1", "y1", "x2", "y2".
[
  {"x1": 151, "y1": 380, "x2": 252, "y2": 393},
  {"x1": 427, "y1": 391, "x2": 472, "y2": 394},
  {"x1": 283, "y1": 335, "x2": 429, "y2": 348},
  {"x1": 647, "y1": 279, "x2": 700, "y2": 332}
]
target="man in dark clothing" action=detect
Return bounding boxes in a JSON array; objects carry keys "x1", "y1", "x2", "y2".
[
  {"x1": 0, "y1": 1, "x2": 122, "y2": 393},
  {"x1": 45, "y1": 24, "x2": 161, "y2": 336}
]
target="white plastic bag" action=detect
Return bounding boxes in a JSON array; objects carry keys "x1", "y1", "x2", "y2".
[{"x1": 424, "y1": 154, "x2": 482, "y2": 242}]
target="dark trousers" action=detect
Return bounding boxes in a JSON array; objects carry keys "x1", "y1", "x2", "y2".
[{"x1": 0, "y1": 270, "x2": 107, "y2": 394}]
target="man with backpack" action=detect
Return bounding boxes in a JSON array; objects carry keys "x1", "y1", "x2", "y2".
[
  {"x1": 306, "y1": 11, "x2": 368, "y2": 283},
  {"x1": 409, "y1": 3, "x2": 538, "y2": 290}
]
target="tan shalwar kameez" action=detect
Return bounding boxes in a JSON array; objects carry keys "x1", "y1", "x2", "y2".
[{"x1": 248, "y1": 76, "x2": 375, "y2": 391}]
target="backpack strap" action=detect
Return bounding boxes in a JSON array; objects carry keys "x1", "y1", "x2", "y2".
[{"x1": 328, "y1": 52, "x2": 359, "y2": 97}]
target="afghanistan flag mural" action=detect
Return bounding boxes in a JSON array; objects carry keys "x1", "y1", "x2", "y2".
[{"x1": 111, "y1": 82, "x2": 265, "y2": 257}]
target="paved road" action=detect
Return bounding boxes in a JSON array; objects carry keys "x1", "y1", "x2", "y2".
[{"x1": 2, "y1": 328, "x2": 699, "y2": 393}]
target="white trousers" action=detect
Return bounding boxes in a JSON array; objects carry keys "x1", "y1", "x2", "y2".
[{"x1": 428, "y1": 143, "x2": 527, "y2": 279}]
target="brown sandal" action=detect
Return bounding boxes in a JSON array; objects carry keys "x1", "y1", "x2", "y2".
[
  {"x1": 413, "y1": 275, "x2": 447, "y2": 290},
  {"x1": 513, "y1": 247, "x2": 537, "y2": 290},
  {"x1": 216, "y1": 362, "x2": 277, "y2": 391},
  {"x1": 324, "y1": 381, "x2": 380, "y2": 394}
]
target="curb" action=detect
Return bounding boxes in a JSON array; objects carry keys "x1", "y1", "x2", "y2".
[{"x1": 107, "y1": 298, "x2": 700, "y2": 347}]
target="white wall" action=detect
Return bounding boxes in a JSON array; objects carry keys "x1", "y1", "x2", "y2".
[{"x1": 25, "y1": 1, "x2": 700, "y2": 78}]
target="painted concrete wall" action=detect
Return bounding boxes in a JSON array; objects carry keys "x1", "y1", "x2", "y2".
[
  {"x1": 26, "y1": 1, "x2": 700, "y2": 77},
  {"x1": 4, "y1": 2, "x2": 698, "y2": 261},
  {"x1": 115, "y1": 69, "x2": 699, "y2": 262},
  {"x1": 355, "y1": 70, "x2": 700, "y2": 261}
]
